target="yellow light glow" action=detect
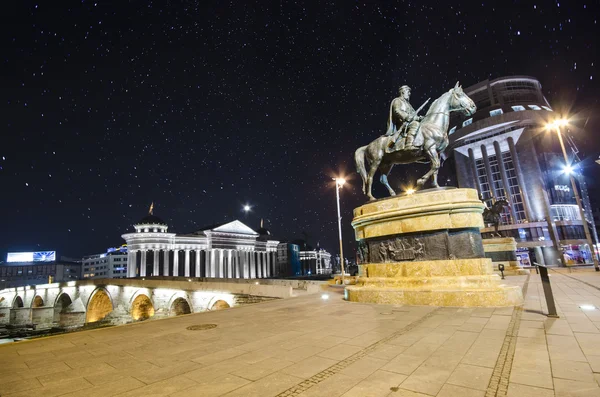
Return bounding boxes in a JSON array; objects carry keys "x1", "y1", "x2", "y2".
[
  {"x1": 334, "y1": 177, "x2": 346, "y2": 187},
  {"x1": 406, "y1": 188, "x2": 416, "y2": 195}
]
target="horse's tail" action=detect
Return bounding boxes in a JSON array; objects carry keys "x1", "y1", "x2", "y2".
[{"x1": 355, "y1": 145, "x2": 368, "y2": 194}]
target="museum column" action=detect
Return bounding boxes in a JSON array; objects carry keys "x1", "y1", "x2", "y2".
[
  {"x1": 127, "y1": 250, "x2": 137, "y2": 278},
  {"x1": 243, "y1": 251, "x2": 250, "y2": 278},
  {"x1": 227, "y1": 250, "x2": 233, "y2": 278},
  {"x1": 256, "y1": 252, "x2": 263, "y2": 278},
  {"x1": 139, "y1": 250, "x2": 147, "y2": 277},
  {"x1": 163, "y1": 250, "x2": 170, "y2": 276},
  {"x1": 173, "y1": 250, "x2": 179, "y2": 277},
  {"x1": 184, "y1": 249, "x2": 190, "y2": 277},
  {"x1": 153, "y1": 249, "x2": 159, "y2": 276},
  {"x1": 195, "y1": 249, "x2": 201, "y2": 278}
]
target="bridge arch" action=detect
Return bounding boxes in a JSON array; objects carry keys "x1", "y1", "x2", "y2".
[
  {"x1": 207, "y1": 295, "x2": 233, "y2": 311},
  {"x1": 168, "y1": 292, "x2": 192, "y2": 316},
  {"x1": 130, "y1": 292, "x2": 155, "y2": 321},
  {"x1": 85, "y1": 287, "x2": 114, "y2": 323},
  {"x1": 31, "y1": 295, "x2": 44, "y2": 308},
  {"x1": 12, "y1": 296, "x2": 24, "y2": 308}
]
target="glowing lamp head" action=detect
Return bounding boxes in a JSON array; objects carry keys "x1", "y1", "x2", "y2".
[
  {"x1": 243, "y1": 205, "x2": 251, "y2": 212},
  {"x1": 406, "y1": 188, "x2": 416, "y2": 195},
  {"x1": 334, "y1": 177, "x2": 346, "y2": 187},
  {"x1": 564, "y1": 165, "x2": 574, "y2": 175},
  {"x1": 321, "y1": 294, "x2": 330, "y2": 300}
]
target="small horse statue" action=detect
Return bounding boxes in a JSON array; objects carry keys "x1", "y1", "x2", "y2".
[
  {"x1": 355, "y1": 82, "x2": 476, "y2": 201},
  {"x1": 482, "y1": 199, "x2": 510, "y2": 236}
]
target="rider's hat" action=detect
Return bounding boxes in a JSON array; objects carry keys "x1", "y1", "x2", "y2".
[{"x1": 399, "y1": 85, "x2": 411, "y2": 93}]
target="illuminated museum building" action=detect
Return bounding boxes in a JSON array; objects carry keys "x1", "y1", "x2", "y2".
[
  {"x1": 81, "y1": 245, "x2": 128, "y2": 279},
  {"x1": 448, "y1": 76, "x2": 598, "y2": 267},
  {"x1": 121, "y1": 212, "x2": 280, "y2": 278},
  {"x1": 0, "y1": 251, "x2": 81, "y2": 289}
]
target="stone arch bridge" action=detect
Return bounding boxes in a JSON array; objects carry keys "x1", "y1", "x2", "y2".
[{"x1": 0, "y1": 277, "x2": 301, "y2": 328}]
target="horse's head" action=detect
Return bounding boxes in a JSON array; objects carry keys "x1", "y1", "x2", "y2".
[{"x1": 450, "y1": 82, "x2": 477, "y2": 117}]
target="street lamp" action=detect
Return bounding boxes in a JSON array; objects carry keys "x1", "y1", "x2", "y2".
[
  {"x1": 546, "y1": 118, "x2": 600, "y2": 271},
  {"x1": 334, "y1": 177, "x2": 347, "y2": 284}
]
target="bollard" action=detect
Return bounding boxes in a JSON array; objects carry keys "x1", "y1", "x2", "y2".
[
  {"x1": 498, "y1": 264, "x2": 505, "y2": 280},
  {"x1": 533, "y1": 262, "x2": 559, "y2": 318}
]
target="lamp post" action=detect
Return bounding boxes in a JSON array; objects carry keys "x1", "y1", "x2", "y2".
[
  {"x1": 548, "y1": 119, "x2": 600, "y2": 271},
  {"x1": 334, "y1": 177, "x2": 346, "y2": 284}
]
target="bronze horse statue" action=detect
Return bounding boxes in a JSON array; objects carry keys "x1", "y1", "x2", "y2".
[
  {"x1": 355, "y1": 82, "x2": 476, "y2": 201},
  {"x1": 483, "y1": 199, "x2": 511, "y2": 236}
]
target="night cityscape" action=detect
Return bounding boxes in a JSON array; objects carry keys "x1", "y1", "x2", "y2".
[{"x1": 1, "y1": 1, "x2": 600, "y2": 396}]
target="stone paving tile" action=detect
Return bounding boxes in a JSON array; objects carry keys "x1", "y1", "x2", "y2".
[
  {"x1": 5, "y1": 377, "x2": 93, "y2": 397},
  {"x1": 224, "y1": 372, "x2": 304, "y2": 397},
  {"x1": 0, "y1": 377, "x2": 43, "y2": 395},
  {"x1": 170, "y1": 374, "x2": 251, "y2": 397},
  {"x1": 61, "y1": 376, "x2": 146, "y2": 397},
  {"x1": 447, "y1": 363, "x2": 493, "y2": 391},
  {"x1": 279, "y1": 355, "x2": 338, "y2": 379},
  {"x1": 340, "y1": 369, "x2": 406, "y2": 397},
  {"x1": 437, "y1": 383, "x2": 485, "y2": 397},
  {"x1": 554, "y1": 378, "x2": 600, "y2": 397},
  {"x1": 231, "y1": 357, "x2": 295, "y2": 381},
  {"x1": 317, "y1": 343, "x2": 363, "y2": 361},
  {"x1": 399, "y1": 364, "x2": 454, "y2": 395},
  {"x1": 506, "y1": 382, "x2": 556, "y2": 397},
  {"x1": 551, "y1": 359, "x2": 596, "y2": 383}
]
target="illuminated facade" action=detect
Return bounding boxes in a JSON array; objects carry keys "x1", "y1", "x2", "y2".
[
  {"x1": 81, "y1": 246, "x2": 128, "y2": 279},
  {"x1": 448, "y1": 75, "x2": 598, "y2": 267},
  {"x1": 121, "y1": 213, "x2": 280, "y2": 278}
]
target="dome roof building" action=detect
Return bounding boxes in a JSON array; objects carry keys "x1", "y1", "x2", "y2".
[{"x1": 121, "y1": 205, "x2": 280, "y2": 279}]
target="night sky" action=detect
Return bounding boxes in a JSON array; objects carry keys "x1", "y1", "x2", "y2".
[{"x1": 1, "y1": 1, "x2": 598, "y2": 260}]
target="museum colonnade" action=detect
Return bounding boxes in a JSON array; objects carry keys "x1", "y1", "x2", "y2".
[{"x1": 126, "y1": 248, "x2": 275, "y2": 279}]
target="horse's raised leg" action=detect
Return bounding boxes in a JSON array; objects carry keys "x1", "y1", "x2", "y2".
[
  {"x1": 416, "y1": 146, "x2": 441, "y2": 188},
  {"x1": 379, "y1": 163, "x2": 396, "y2": 196},
  {"x1": 366, "y1": 154, "x2": 382, "y2": 201}
]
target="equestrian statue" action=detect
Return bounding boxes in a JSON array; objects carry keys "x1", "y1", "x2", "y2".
[
  {"x1": 355, "y1": 82, "x2": 476, "y2": 201},
  {"x1": 482, "y1": 199, "x2": 510, "y2": 236}
]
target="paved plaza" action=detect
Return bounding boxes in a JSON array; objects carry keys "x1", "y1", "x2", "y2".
[{"x1": 1, "y1": 269, "x2": 600, "y2": 396}]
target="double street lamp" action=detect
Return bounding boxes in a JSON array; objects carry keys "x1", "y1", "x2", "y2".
[
  {"x1": 334, "y1": 177, "x2": 346, "y2": 284},
  {"x1": 546, "y1": 118, "x2": 600, "y2": 271}
]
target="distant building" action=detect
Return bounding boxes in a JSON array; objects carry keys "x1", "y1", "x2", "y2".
[
  {"x1": 447, "y1": 75, "x2": 599, "y2": 267},
  {"x1": 82, "y1": 245, "x2": 128, "y2": 280},
  {"x1": 121, "y1": 209, "x2": 280, "y2": 278},
  {"x1": 299, "y1": 249, "x2": 332, "y2": 276},
  {"x1": 0, "y1": 251, "x2": 81, "y2": 288},
  {"x1": 276, "y1": 243, "x2": 301, "y2": 276}
]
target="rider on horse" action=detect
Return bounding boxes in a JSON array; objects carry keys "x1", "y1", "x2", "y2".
[{"x1": 384, "y1": 85, "x2": 423, "y2": 151}]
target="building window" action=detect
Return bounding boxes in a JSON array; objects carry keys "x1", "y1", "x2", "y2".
[
  {"x1": 528, "y1": 105, "x2": 541, "y2": 110},
  {"x1": 489, "y1": 109, "x2": 503, "y2": 117},
  {"x1": 462, "y1": 118, "x2": 473, "y2": 127},
  {"x1": 551, "y1": 204, "x2": 581, "y2": 221},
  {"x1": 511, "y1": 105, "x2": 526, "y2": 111},
  {"x1": 449, "y1": 126, "x2": 456, "y2": 135}
]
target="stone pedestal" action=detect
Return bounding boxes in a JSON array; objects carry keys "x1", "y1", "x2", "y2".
[
  {"x1": 482, "y1": 237, "x2": 530, "y2": 276},
  {"x1": 347, "y1": 188, "x2": 523, "y2": 307}
]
